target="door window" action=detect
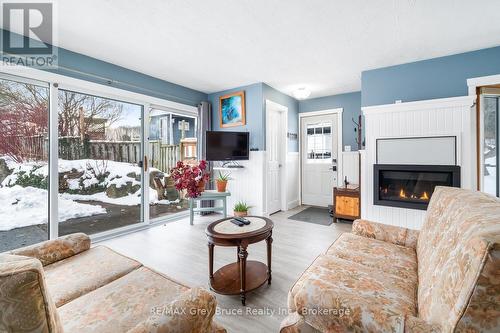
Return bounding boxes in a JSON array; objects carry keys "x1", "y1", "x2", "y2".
[{"x1": 306, "y1": 123, "x2": 332, "y2": 163}]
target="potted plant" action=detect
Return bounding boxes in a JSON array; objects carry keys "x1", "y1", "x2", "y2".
[
  {"x1": 170, "y1": 160, "x2": 210, "y2": 198},
  {"x1": 234, "y1": 201, "x2": 251, "y2": 217},
  {"x1": 216, "y1": 171, "x2": 231, "y2": 192}
]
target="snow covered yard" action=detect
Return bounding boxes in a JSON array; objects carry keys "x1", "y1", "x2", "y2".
[
  {"x1": 0, "y1": 157, "x2": 180, "y2": 231},
  {"x1": 0, "y1": 185, "x2": 106, "y2": 231}
]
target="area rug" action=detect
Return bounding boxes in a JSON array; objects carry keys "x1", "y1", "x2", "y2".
[{"x1": 288, "y1": 207, "x2": 333, "y2": 226}]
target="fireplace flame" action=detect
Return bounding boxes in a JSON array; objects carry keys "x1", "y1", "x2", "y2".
[
  {"x1": 399, "y1": 188, "x2": 406, "y2": 198},
  {"x1": 420, "y1": 192, "x2": 429, "y2": 200}
]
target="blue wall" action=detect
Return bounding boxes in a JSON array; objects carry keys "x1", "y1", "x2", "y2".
[
  {"x1": 299, "y1": 92, "x2": 362, "y2": 151},
  {"x1": 208, "y1": 83, "x2": 264, "y2": 150},
  {"x1": 262, "y1": 83, "x2": 299, "y2": 152},
  {"x1": 2, "y1": 29, "x2": 207, "y2": 106},
  {"x1": 208, "y1": 83, "x2": 300, "y2": 152},
  {"x1": 362, "y1": 46, "x2": 500, "y2": 107}
]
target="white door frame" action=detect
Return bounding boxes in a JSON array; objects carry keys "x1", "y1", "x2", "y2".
[
  {"x1": 468, "y1": 74, "x2": 500, "y2": 192},
  {"x1": 265, "y1": 99, "x2": 288, "y2": 215},
  {"x1": 298, "y1": 108, "x2": 343, "y2": 205}
]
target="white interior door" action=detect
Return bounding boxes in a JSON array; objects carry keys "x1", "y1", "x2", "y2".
[
  {"x1": 301, "y1": 114, "x2": 339, "y2": 206},
  {"x1": 267, "y1": 107, "x2": 283, "y2": 214}
]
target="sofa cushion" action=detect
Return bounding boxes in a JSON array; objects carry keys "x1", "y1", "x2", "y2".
[
  {"x1": 416, "y1": 187, "x2": 500, "y2": 331},
  {"x1": 44, "y1": 245, "x2": 141, "y2": 307},
  {"x1": 326, "y1": 233, "x2": 418, "y2": 283},
  {"x1": 58, "y1": 266, "x2": 189, "y2": 333},
  {"x1": 288, "y1": 254, "x2": 417, "y2": 332}
]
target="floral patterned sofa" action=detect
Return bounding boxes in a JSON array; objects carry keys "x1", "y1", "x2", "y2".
[
  {"x1": 280, "y1": 186, "x2": 500, "y2": 333},
  {"x1": 1, "y1": 233, "x2": 226, "y2": 333}
]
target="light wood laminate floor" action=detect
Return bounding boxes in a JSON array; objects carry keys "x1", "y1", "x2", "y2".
[{"x1": 102, "y1": 206, "x2": 352, "y2": 333}]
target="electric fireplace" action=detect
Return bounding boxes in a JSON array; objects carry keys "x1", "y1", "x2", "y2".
[{"x1": 374, "y1": 164, "x2": 460, "y2": 210}]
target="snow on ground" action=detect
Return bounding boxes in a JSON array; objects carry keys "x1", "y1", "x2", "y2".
[
  {"x1": 61, "y1": 188, "x2": 180, "y2": 206},
  {"x1": 484, "y1": 156, "x2": 497, "y2": 196},
  {"x1": 0, "y1": 157, "x2": 180, "y2": 230},
  {"x1": 0, "y1": 185, "x2": 106, "y2": 231}
]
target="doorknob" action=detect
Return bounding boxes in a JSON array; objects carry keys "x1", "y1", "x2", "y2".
[{"x1": 330, "y1": 166, "x2": 337, "y2": 171}]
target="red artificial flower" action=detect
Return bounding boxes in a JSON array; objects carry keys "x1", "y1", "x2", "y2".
[{"x1": 170, "y1": 160, "x2": 210, "y2": 198}]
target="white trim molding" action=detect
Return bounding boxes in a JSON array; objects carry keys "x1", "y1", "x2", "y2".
[
  {"x1": 467, "y1": 74, "x2": 500, "y2": 96},
  {"x1": 362, "y1": 95, "x2": 475, "y2": 115}
]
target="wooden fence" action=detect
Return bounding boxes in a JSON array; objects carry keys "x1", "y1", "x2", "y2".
[
  {"x1": 149, "y1": 140, "x2": 179, "y2": 173},
  {"x1": 15, "y1": 136, "x2": 179, "y2": 173}
]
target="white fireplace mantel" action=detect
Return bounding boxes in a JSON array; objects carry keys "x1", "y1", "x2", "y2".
[{"x1": 360, "y1": 95, "x2": 476, "y2": 230}]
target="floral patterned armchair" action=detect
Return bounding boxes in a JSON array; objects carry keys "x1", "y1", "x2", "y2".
[{"x1": 280, "y1": 186, "x2": 500, "y2": 333}]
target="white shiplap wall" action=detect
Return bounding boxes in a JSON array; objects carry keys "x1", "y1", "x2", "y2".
[
  {"x1": 361, "y1": 96, "x2": 476, "y2": 230},
  {"x1": 223, "y1": 151, "x2": 266, "y2": 216}
]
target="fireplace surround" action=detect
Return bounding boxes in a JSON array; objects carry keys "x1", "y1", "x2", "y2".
[{"x1": 374, "y1": 164, "x2": 461, "y2": 210}]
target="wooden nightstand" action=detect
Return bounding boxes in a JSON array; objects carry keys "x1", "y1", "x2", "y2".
[{"x1": 333, "y1": 185, "x2": 360, "y2": 222}]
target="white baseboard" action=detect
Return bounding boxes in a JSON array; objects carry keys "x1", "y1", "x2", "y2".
[{"x1": 287, "y1": 199, "x2": 300, "y2": 210}]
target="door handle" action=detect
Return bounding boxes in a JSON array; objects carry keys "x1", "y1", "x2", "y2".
[
  {"x1": 138, "y1": 156, "x2": 148, "y2": 171},
  {"x1": 330, "y1": 166, "x2": 337, "y2": 171}
]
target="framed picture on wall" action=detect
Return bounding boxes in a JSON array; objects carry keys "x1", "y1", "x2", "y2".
[{"x1": 219, "y1": 90, "x2": 246, "y2": 128}]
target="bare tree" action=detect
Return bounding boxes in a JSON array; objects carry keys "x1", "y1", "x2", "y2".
[{"x1": 58, "y1": 91, "x2": 123, "y2": 138}]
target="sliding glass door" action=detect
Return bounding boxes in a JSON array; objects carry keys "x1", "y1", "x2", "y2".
[
  {"x1": 483, "y1": 95, "x2": 499, "y2": 197},
  {"x1": 148, "y1": 108, "x2": 198, "y2": 221},
  {"x1": 0, "y1": 75, "x2": 50, "y2": 251},
  {"x1": 0, "y1": 71, "x2": 200, "y2": 250},
  {"x1": 57, "y1": 89, "x2": 146, "y2": 236}
]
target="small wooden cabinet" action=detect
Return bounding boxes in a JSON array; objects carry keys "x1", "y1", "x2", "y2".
[{"x1": 333, "y1": 185, "x2": 360, "y2": 222}]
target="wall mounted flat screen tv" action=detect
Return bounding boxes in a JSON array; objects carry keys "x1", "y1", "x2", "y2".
[{"x1": 206, "y1": 131, "x2": 249, "y2": 161}]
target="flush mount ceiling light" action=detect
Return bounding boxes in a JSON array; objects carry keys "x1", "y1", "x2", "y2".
[{"x1": 292, "y1": 87, "x2": 311, "y2": 100}]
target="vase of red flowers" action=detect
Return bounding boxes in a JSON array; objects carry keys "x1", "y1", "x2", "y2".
[{"x1": 170, "y1": 160, "x2": 210, "y2": 198}]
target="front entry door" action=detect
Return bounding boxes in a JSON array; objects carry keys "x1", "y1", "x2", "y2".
[{"x1": 301, "y1": 114, "x2": 339, "y2": 206}]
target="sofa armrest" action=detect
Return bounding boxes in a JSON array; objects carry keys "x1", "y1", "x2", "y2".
[
  {"x1": 9, "y1": 233, "x2": 90, "y2": 266},
  {"x1": 280, "y1": 312, "x2": 318, "y2": 333},
  {"x1": 404, "y1": 316, "x2": 442, "y2": 333},
  {"x1": 127, "y1": 287, "x2": 223, "y2": 333},
  {"x1": 0, "y1": 254, "x2": 63, "y2": 332},
  {"x1": 352, "y1": 219, "x2": 419, "y2": 248}
]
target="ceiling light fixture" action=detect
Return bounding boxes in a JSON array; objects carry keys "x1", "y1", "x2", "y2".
[{"x1": 292, "y1": 87, "x2": 311, "y2": 100}]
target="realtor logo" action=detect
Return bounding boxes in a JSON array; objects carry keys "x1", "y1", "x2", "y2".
[{"x1": 1, "y1": 1, "x2": 57, "y2": 67}]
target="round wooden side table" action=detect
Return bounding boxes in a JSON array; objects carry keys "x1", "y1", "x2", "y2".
[{"x1": 205, "y1": 216, "x2": 273, "y2": 305}]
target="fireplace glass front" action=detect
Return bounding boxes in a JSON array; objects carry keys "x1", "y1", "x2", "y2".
[{"x1": 374, "y1": 164, "x2": 460, "y2": 210}]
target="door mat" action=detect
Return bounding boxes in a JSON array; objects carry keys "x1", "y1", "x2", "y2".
[{"x1": 288, "y1": 207, "x2": 333, "y2": 226}]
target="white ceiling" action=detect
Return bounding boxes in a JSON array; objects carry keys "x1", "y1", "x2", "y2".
[{"x1": 13, "y1": 0, "x2": 500, "y2": 98}]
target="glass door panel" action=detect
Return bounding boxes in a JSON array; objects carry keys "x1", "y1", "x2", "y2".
[
  {"x1": 0, "y1": 76, "x2": 50, "y2": 251},
  {"x1": 148, "y1": 108, "x2": 197, "y2": 220},
  {"x1": 57, "y1": 89, "x2": 145, "y2": 235}
]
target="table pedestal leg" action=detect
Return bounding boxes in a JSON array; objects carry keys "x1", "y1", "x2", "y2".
[
  {"x1": 208, "y1": 242, "x2": 214, "y2": 280},
  {"x1": 238, "y1": 245, "x2": 248, "y2": 305},
  {"x1": 266, "y1": 235, "x2": 273, "y2": 284}
]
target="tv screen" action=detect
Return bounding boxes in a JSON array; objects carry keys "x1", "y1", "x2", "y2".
[{"x1": 206, "y1": 131, "x2": 249, "y2": 161}]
